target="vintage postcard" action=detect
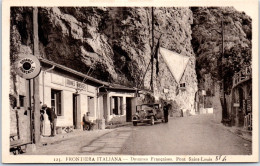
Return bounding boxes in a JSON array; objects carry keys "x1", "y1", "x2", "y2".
[{"x1": 2, "y1": 0, "x2": 259, "y2": 163}]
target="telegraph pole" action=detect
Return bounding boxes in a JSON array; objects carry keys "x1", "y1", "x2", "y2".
[
  {"x1": 221, "y1": 20, "x2": 227, "y2": 120},
  {"x1": 211, "y1": 19, "x2": 228, "y2": 121},
  {"x1": 150, "y1": 7, "x2": 154, "y2": 91},
  {"x1": 216, "y1": 20, "x2": 227, "y2": 121},
  {"x1": 33, "y1": 7, "x2": 41, "y2": 146}
]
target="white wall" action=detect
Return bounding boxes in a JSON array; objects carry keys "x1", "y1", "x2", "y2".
[
  {"x1": 61, "y1": 91, "x2": 73, "y2": 126},
  {"x1": 39, "y1": 71, "x2": 98, "y2": 127},
  {"x1": 105, "y1": 92, "x2": 136, "y2": 121}
]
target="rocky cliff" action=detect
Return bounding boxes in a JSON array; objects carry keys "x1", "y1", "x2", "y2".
[
  {"x1": 11, "y1": 7, "x2": 251, "y2": 113},
  {"x1": 10, "y1": 7, "x2": 199, "y2": 111},
  {"x1": 191, "y1": 7, "x2": 251, "y2": 121},
  {"x1": 191, "y1": 7, "x2": 252, "y2": 94}
]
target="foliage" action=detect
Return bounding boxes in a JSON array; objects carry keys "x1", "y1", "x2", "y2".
[{"x1": 191, "y1": 7, "x2": 252, "y2": 95}]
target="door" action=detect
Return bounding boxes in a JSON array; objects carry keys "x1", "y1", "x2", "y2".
[
  {"x1": 73, "y1": 94, "x2": 81, "y2": 129},
  {"x1": 126, "y1": 97, "x2": 132, "y2": 122}
]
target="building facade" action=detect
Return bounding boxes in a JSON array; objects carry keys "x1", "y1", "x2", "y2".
[
  {"x1": 39, "y1": 59, "x2": 109, "y2": 135},
  {"x1": 99, "y1": 85, "x2": 138, "y2": 123},
  {"x1": 230, "y1": 66, "x2": 252, "y2": 130},
  {"x1": 10, "y1": 58, "x2": 139, "y2": 138}
]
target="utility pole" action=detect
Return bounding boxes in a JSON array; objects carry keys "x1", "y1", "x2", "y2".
[
  {"x1": 150, "y1": 7, "x2": 154, "y2": 91},
  {"x1": 216, "y1": 20, "x2": 227, "y2": 121},
  {"x1": 221, "y1": 20, "x2": 227, "y2": 120},
  {"x1": 33, "y1": 7, "x2": 41, "y2": 146},
  {"x1": 211, "y1": 19, "x2": 227, "y2": 122}
]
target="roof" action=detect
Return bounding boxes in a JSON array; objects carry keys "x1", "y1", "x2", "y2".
[
  {"x1": 40, "y1": 58, "x2": 109, "y2": 86},
  {"x1": 159, "y1": 47, "x2": 190, "y2": 83},
  {"x1": 40, "y1": 58, "x2": 138, "y2": 92},
  {"x1": 107, "y1": 83, "x2": 138, "y2": 91}
]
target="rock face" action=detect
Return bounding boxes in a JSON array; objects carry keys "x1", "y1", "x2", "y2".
[
  {"x1": 191, "y1": 7, "x2": 252, "y2": 121},
  {"x1": 10, "y1": 7, "x2": 252, "y2": 112},
  {"x1": 191, "y1": 7, "x2": 251, "y2": 93},
  {"x1": 151, "y1": 8, "x2": 198, "y2": 111},
  {"x1": 10, "y1": 7, "x2": 198, "y2": 111}
]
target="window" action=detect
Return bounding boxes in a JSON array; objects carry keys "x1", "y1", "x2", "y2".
[
  {"x1": 51, "y1": 89, "x2": 62, "y2": 116},
  {"x1": 206, "y1": 89, "x2": 211, "y2": 96},
  {"x1": 19, "y1": 95, "x2": 25, "y2": 107},
  {"x1": 111, "y1": 97, "x2": 123, "y2": 115},
  {"x1": 180, "y1": 83, "x2": 186, "y2": 90},
  {"x1": 180, "y1": 83, "x2": 185, "y2": 88}
]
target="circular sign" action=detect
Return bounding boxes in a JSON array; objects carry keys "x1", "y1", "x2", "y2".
[{"x1": 15, "y1": 54, "x2": 41, "y2": 79}]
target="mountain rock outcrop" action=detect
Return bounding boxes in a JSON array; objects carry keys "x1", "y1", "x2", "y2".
[
  {"x1": 10, "y1": 7, "x2": 198, "y2": 111},
  {"x1": 10, "y1": 7, "x2": 251, "y2": 112},
  {"x1": 191, "y1": 7, "x2": 251, "y2": 93}
]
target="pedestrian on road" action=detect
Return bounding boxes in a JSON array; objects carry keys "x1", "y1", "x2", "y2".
[
  {"x1": 163, "y1": 102, "x2": 169, "y2": 123},
  {"x1": 42, "y1": 104, "x2": 57, "y2": 137}
]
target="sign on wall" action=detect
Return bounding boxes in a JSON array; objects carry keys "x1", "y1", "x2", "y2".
[
  {"x1": 77, "y1": 82, "x2": 87, "y2": 91},
  {"x1": 233, "y1": 103, "x2": 240, "y2": 107},
  {"x1": 201, "y1": 90, "x2": 206, "y2": 96},
  {"x1": 15, "y1": 54, "x2": 41, "y2": 79},
  {"x1": 65, "y1": 78, "x2": 76, "y2": 88},
  {"x1": 247, "y1": 98, "x2": 252, "y2": 112}
]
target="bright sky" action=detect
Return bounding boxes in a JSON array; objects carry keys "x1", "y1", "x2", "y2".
[{"x1": 234, "y1": 6, "x2": 255, "y2": 18}]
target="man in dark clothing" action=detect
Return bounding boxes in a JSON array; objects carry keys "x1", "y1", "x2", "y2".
[
  {"x1": 42, "y1": 104, "x2": 57, "y2": 137},
  {"x1": 40, "y1": 108, "x2": 45, "y2": 135},
  {"x1": 163, "y1": 102, "x2": 169, "y2": 123}
]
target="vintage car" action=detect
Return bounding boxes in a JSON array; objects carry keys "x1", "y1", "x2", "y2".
[{"x1": 132, "y1": 103, "x2": 164, "y2": 126}]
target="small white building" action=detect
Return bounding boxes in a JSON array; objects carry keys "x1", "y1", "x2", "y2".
[
  {"x1": 39, "y1": 59, "x2": 109, "y2": 133},
  {"x1": 98, "y1": 84, "x2": 138, "y2": 123},
  {"x1": 11, "y1": 58, "x2": 139, "y2": 137},
  {"x1": 39, "y1": 59, "x2": 139, "y2": 133}
]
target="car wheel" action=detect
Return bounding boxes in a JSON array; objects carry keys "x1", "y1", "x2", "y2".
[
  {"x1": 133, "y1": 122, "x2": 137, "y2": 126},
  {"x1": 150, "y1": 116, "x2": 155, "y2": 125}
]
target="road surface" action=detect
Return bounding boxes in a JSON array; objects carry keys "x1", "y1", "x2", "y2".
[
  {"x1": 120, "y1": 114, "x2": 252, "y2": 155},
  {"x1": 26, "y1": 114, "x2": 252, "y2": 155}
]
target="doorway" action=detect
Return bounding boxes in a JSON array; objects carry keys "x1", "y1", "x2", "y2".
[
  {"x1": 73, "y1": 94, "x2": 81, "y2": 129},
  {"x1": 238, "y1": 88, "x2": 244, "y2": 127},
  {"x1": 126, "y1": 97, "x2": 132, "y2": 122}
]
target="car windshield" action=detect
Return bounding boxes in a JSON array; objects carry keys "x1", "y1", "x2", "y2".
[{"x1": 137, "y1": 104, "x2": 153, "y2": 111}]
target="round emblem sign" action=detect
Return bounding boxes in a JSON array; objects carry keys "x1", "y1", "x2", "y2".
[{"x1": 15, "y1": 54, "x2": 41, "y2": 79}]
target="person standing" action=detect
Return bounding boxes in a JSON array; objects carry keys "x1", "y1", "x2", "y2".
[
  {"x1": 42, "y1": 104, "x2": 57, "y2": 137},
  {"x1": 40, "y1": 107, "x2": 45, "y2": 135},
  {"x1": 163, "y1": 102, "x2": 169, "y2": 123}
]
